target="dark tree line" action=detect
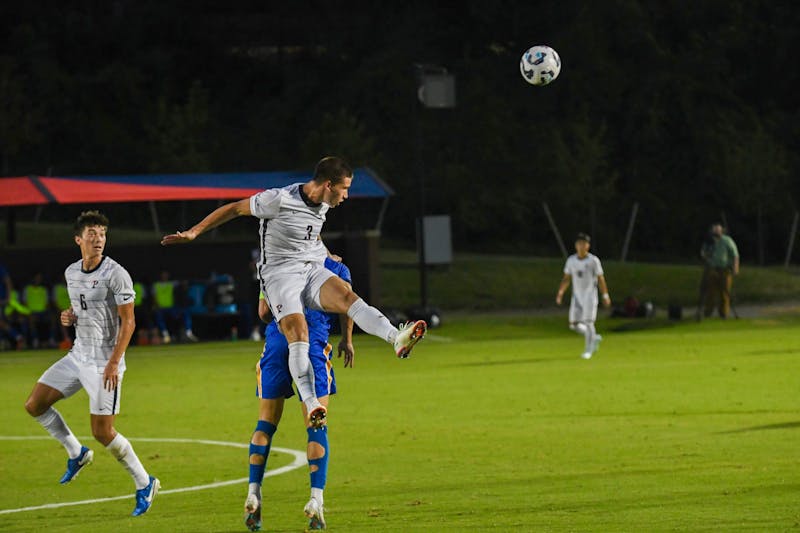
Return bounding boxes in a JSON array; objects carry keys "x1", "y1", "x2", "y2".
[{"x1": 1, "y1": 1, "x2": 798, "y2": 263}]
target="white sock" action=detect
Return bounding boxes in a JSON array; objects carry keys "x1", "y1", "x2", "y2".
[
  {"x1": 584, "y1": 322, "x2": 596, "y2": 352},
  {"x1": 570, "y1": 322, "x2": 588, "y2": 335},
  {"x1": 248, "y1": 482, "x2": 261, "y2": 500},
  {"x1": 106, "y1": 433, "x2": 150, "y2": 489},
  {"x1": 311, "y1": 487, "x2": 324, "y2": 504},
  {"x1": 288, "y1": 342, "x2": 317, "y2": 408},
  {"x1": 35, "y1": 407, "x2": 82, "y2": 459},
  {"x1": 347, "y1": 298, "x2": 397, "y2": 343}
]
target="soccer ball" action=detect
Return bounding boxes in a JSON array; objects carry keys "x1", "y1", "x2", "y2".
[{"x1": 519, "y1": 45, "x2": 561, "y2": 86}]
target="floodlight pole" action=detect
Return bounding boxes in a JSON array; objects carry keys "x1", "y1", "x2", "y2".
[{"x1": 414, "y1": 64, "x2": 456, "y2": 310}]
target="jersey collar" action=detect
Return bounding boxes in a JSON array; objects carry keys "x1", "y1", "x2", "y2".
[
  {"x1": 298, "y1": 184, "x2": 322, "y2": 208},
  {"x1": 81, "y1": 255, "x2": 106, "y2": 274}
]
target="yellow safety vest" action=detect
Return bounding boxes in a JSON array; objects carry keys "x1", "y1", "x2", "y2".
[
  {"x1": 5, "y1": 290, "x2": 31, "y2": 316},
  {"x1": 153, "y1": 281, "x2": 175, "y2": 308},
  {"x1": 53, "y1": 284, "x2": 71, "y2": 310},
  {"x1": 133, "y1": 282, "x2": 144, "y2": 307},
  {"x1": 24, "y1": 285, "x2": 49, "y2": 313}
]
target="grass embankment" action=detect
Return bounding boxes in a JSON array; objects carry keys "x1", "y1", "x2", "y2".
[
  {"x1": 379, "y1": 250, "x2": 800, "y2": 310},
  {"x1": 3, "y1": 221, "x2": 799, "y2": 310}
]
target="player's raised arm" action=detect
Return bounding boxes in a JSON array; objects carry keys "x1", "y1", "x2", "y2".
[{"x1": 161, "y1": 198, "x2": 252, "y2": 245}]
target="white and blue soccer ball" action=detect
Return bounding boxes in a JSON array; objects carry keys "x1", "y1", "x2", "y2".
[{"x1": 520, "y1": 45, "x2": 561, "y2": 86}]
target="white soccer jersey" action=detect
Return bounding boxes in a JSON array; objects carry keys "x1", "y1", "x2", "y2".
[
  {"x1": 250, "y1": 183, "x2": 329, "y2": 271},
  {"x1": 564, "y1": 253, "x2": 604, "y2": 301},
  {"x1": 65, "y1": 256, "x2": 135, "y2": 370}
]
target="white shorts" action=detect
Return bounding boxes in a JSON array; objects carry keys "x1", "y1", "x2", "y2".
[
  {"x1": 569, "y1": 295, "x2": 598, "y2": 324},
  {"x1": 262, "y1": 261, "x2": 336, "y2": 321},
  {"x1": 38, "y1": 354, "x2": 123, "y2": 416}
]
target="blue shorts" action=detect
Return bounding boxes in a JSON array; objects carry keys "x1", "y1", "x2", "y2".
[{"x1": 256, "y1": 327, "x2": 337, "y2": 401}]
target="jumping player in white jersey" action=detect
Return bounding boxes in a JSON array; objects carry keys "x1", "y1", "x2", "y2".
[
  {"x1": 555, "y1": 233, "x2": 612, "y2": 359},
  {"x1": 161, "y1": 156, "x2": 426, "y2": 428},
  {"x1": 24, "y1": 211, "x2": 159, "y2": 516}
]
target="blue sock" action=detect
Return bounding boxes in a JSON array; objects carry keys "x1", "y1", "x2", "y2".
[
  {"x1": 249, "y1": 420, "x2": 277, "y2": 486},
  {"x1": 307, "y1": 426, "x2": 329, "y2": 490}
]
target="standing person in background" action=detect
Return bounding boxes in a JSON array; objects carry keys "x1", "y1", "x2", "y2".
[
  {"x1": 700, "y1": 223, "x2": 740, "y2": 319},
  {"x1": 152, "y1": 270, "x2": 198, "y2": 343},
  {"x1": 0, "y1": 262, "x2": 25, "y2": 350},
  {"x1": 53, "y1": 279, "x2": 74, "y2": 350},
  {"x1": 556, "y1": 233, "x2": 612, "y2": 360},
  {"x1": 23, "y1": 273, "x2": 56, "y2": 348},
  {"x1": 23, "y1": 210, "x2": 159, "y2": 516}
]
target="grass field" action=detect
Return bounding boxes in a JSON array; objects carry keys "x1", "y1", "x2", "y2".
[{"x1": 1, "y1": 312, "x2": 799, "y2": 532}]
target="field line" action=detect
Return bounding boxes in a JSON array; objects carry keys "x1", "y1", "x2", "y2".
[{"x1": 0, "y1": 436, "x2": 306, "y2": 515}]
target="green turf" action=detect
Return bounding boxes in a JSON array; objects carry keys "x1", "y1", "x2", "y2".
[{"x1": 1, "y1": 314, "x2": 799, "y2": 532}]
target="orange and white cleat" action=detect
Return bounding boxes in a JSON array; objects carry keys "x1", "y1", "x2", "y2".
[
  {"x1": 308, "y1": 405, "x2": 328, "y2": 429},
  {"x1": 393, "y1": 320, "x2": 427, "y2": 359}
]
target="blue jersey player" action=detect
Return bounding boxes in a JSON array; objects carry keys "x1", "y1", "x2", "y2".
[{"x1": 245, "y1": 257, "x2": 354, "y2": 531}]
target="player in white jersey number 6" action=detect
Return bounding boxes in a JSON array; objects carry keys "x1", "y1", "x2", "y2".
[
  {"x1": 161, "y1": 156, "x2": 426, "y2": 428},
  {"x1": 24, "y1": 210, "x2": 159, "y2": 517}
]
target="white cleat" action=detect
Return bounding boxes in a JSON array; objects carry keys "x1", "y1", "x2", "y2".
[
  {"x1": 393, "y1": 320, "x2": 427, "y2": 359},
  {"x1": 592, "y1": 334, "x2": 603, "y2": 354},
  {"x1": 581, "y1": 351, "x2": 592, "y2": 360},
  {"x1": 244, "y1": 493, "x2": 262, "y2": 531},
  {"x1": 304, "y1": 497, "x2": 326, "y2": 530}
]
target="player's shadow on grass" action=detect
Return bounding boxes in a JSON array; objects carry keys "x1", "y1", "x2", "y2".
[{"x1": 717, "y1": 420, "x2": 800, "y2": 434}]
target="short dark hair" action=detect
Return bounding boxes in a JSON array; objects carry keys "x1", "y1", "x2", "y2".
[
  {"x1": 576, "y1": 232, "x2": 591, "y2": 243},
  {"x1": 313, "y1": 156, "x2": 352, "y2": 185},
  {"x1": 74, "y1": 210, "x2": 109, "y2": 236}
]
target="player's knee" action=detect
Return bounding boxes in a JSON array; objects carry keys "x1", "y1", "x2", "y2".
[
  {"x1": 92, "y1": 427, "x2": 115, "y2": 445},
  {"x1": 280, "y1": 316, "x2": 308, "y2": 341},
  {"x1": 307, "y1": 441, "x2": 325, "y2": 461},
  {"x1": 343, "y1": 290, "x2": 359, "y2": 307},
  {"x1": 252, "y1": 430, "x2": 270, "y2": 447},
  {"x1": 24, "y1": 397, "x2": 46, "y2": 417}
]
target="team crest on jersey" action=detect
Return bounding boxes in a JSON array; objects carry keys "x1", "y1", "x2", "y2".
[
  {"x1": 92, "y1": 280, "x2": 99, "y2": 288},
  {"x1": 276, "y1": 304, "x2": 283, "y2": 313}
]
